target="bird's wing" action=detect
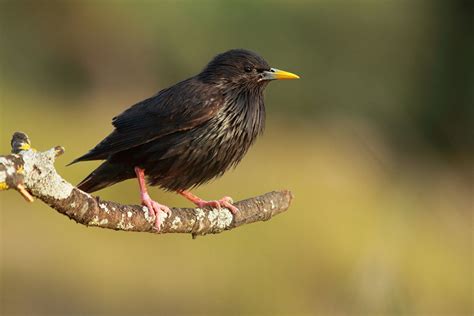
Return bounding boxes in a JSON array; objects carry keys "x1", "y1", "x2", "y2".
[{"x1": 71, "y1": 79, "x2": 223, "y2": 163}]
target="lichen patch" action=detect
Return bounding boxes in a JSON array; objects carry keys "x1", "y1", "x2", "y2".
[
  {"x1": 22, "y1": 149, "x2": 73, "y2": 200},
  {"x1": 205, "y1": 208, "x2": 233, "y2": 231},
  {"x1": 142, "y1": 206, "x2": 154, "y2": 223},
  {"x1": 171, "y1": 216, "x2": 182, "y2": 229},
  {"x1": 195, "y1": 208, "x2": 205, "y2": 221},
  {"x1": 208, "y1": 209, "x2": 218, "y2": 223},
  {"x1": 216, "y1": 209, "x2": 233, "y2": 230},
  {"x1": 88, "y1": 216, "x2": 101, "y2": 226},
  {"x1": 99, "y1": 203, "x2": 110, "y2": 213},
  {"x1": 116, "y1": 213, "x2": 134, "y2": 230},
  {"x1": 157, "y1": 210, "x2": 169, "y2": 229}
]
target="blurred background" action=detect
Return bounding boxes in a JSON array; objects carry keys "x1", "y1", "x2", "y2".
[{"x1": 0, "y1": 0, "x2": 472, "y2": 315}]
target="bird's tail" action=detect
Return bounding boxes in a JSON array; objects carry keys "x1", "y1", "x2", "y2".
[{"x1": 77, "y1": 161, "x2": 135, "y2": 193}]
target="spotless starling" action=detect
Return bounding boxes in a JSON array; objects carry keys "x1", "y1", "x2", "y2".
[{"x1": 71, "y1": 49, "x2": 299, "y2": 230}]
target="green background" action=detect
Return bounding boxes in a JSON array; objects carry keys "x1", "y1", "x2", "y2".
[{"x1": 1, "y1": 1, "x2": 472, "y2": 315}]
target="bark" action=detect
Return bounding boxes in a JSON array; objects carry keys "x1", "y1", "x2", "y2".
[{"x1": 0, "y1": 132, "x2": 293, "y2": 237}]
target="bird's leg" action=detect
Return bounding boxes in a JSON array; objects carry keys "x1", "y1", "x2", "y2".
[
  {"x1": 134, "y1": 167, "x2": 171, "y2": 231},
  {"x1": 178, "y1": 190, "x2": 239, "y2": 214}
]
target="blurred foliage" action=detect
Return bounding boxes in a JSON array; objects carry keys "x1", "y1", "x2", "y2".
[{"x1": 0, "y1": 0, "x2": 472, "y2": 315}]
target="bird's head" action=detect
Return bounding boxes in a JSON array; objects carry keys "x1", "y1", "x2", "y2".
[{"x1": 198, "y1": 49, "x2": 299, "y2": 88}]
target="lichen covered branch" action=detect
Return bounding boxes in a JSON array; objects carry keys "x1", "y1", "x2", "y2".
[{"x1": 0, "y1": 132, "x2": 293, "y2": 236}]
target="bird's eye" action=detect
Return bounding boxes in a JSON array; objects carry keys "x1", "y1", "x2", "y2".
[{"x1": 244, "y1": 66, "x2": 252, "y2": 73}]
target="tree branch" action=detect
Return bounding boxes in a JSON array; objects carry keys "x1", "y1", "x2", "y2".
[{"x1": 0, "y1": 132, "x2": 293, "y2": 236}]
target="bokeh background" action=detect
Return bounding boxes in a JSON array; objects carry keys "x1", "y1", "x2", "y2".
[{"x1": 1, "y1": 0, "x2": 472, "y2": 315}]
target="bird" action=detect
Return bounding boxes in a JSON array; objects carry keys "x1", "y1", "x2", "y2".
[{"x1": 70, "y1": 49, "x2": 299, "y2": 230}]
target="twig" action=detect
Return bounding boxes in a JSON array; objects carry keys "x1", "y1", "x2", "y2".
[{"x1": 0, "y1": 132, "x2": 293, "y2": 236}]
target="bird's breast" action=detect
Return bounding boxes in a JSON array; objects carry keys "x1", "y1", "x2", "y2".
[{"x1": 194, "y1": 95, "x2": 265, "y2": 169}]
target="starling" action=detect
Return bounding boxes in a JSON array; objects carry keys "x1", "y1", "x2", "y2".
[{"x1": 71, "y1": 49, "x2": 299, "y2": 230}]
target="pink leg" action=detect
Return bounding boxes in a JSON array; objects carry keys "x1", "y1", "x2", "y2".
[
  {"x1": 135, "y1": 167, "x2": 171, "y2": 231},
  {"x1": 178, "y1": 190, "x2": 239, "y2": 214}
]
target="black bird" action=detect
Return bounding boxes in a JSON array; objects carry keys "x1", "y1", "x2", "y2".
[{"x1": 71, "y1": 49, "x2": 299, "y2": 230}]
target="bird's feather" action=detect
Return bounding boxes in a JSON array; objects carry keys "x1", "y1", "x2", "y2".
[{"x1": 70, "y1": 78, "x2": 223, "y2": 164}]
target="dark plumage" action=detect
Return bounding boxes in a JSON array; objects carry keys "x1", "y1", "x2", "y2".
[{"x1": 71, "y1": 49, "x2": 298, "y2": 228}]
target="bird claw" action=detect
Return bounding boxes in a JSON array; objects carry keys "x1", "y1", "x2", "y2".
[
  {"x1": 178, "y1": 190, "x2": 239, "y2": 215},
  {"x1": 141, "y1": 195, "x2": 171, "y2": 231},
  {"x1": 195, "y1": 196, "x2": 239, "y2": 215}
]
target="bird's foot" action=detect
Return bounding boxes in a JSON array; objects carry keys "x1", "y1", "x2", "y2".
[
  {"x1": 179, "y1": 190, "x2": 239, "y2": 214},
  {"x1": 194, "y1": 197, "x2": 240, "y2": 214},
  {"x1": 141, "y1": 193, "x2": 172, "y2": 231}
]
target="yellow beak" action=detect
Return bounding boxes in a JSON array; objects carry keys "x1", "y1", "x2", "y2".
[{"x1": 263, "y1": 68, "x2": 300, "y2": 80}]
